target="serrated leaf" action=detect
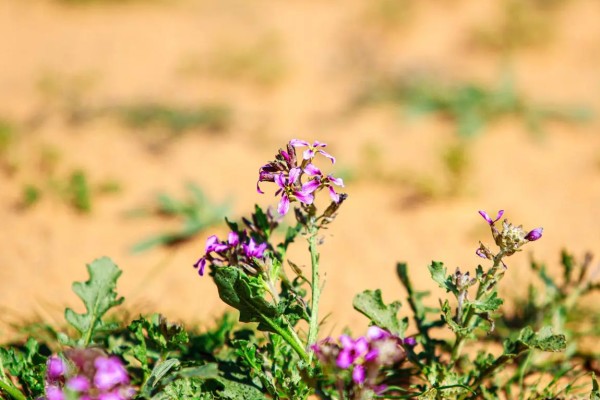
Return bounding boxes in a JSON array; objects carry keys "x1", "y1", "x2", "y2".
[
  {"x1": 65, "y1": 257, "x2": 124, "y2": 345},
  {"x1": 505, "y1": 326, "x2": 566, "y2": 354},
  {"x1": 470, "y1": 291, "x2": 503, "y2": 312},
  {"x1": 214, "y1": 378, "x2": 265, "y2": 400},
  {"x1": 213, "y1": 267, "x2": 280, "y2": 333},
  {"x1": 428, "y1": 261, "x2": 457, "y2": 294},
  {"x1": 353, "y1": 289, "x2": 406, "y2": 336},
  {"x1": 441, "y1": 300, "x2": 471, "y2": 336}
]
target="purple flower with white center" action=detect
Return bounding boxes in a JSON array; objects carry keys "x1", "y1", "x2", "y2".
[
  {"x1": 525, "y1": 227, "x2": 543, "y2": 241},
  {"x1": 94, "y1": 356, "x2": 130, "y2": 391},
  {"x1": 336, "y1": 335, "x2": 369, "y2": 369},
  {"x1": 479, "y1": 209, "x2": 504, "y2": 226},
  {"x1": 289, "y1": 139, "x2": 336, "y2": 163}
]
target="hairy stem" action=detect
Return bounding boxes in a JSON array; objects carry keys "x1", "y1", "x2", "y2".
[
  {"x1": 450, "y1": 251, "x2": 505, "y2": 363},
  {"x1": 307, "y1": 224, "x2": 321, "y2": 362}
]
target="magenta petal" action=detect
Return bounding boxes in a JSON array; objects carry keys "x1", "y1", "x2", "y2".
[
  {"x1": 313, "y1": 140, "x2": 326, "y2": 148},
  {"x1": 317, "y1": 149, "x2": 336, "y2": 164},
  {"x1": 278, "y1": 194, "x2": 290, "y2": 215},
  {"x1": 339, "y1": 334, "x2": 353, "y2": 348},
  {"x1": 67, "y1": 376, "x2": 91, "y2": 392},
  {"x1": 303, "y1": 148, "x2": 315, "y2": 160},
  {"x1": 47, "y1": 356, "x2": 66, "y2": 380},
  {"x1": 336, "y1": 350, "x2": 353, "y2": 369},
  {"x1": 289, "y1": 139, "x2": 309, "y2": 147},
  {"x1": 197, "y1": 258, "x2": 207, "y2": 276},
  {"x1": 367, "y1": 326, "x2": 389, "y2": 340},
  {"x1": 355, "y1": 337, "x2": 369, "y2": 355},
  {"x1": 494, "y1": 210, "x2": 504, "y2": 222},
  {"x1": 46, "y1": 386, "x2": 65, "y2": 400},
  {"x1": 256, "y1": 182, "x2": 264, "y2": 194},
  {"x1": 228, "y1": 231, "x2": 239, "y2": 246},
  {"x1": 205, "y1": 235, "x2": 219, "y2": 251},
  {"x1": 294, "y1": 190, "x2": 314, "y2": 205},
  {"x1": 475, "y1": 248, "x2": 487, "y2": 259},
  {"x1": 365, "y1": 349, "x2": 379, "y2": 362},
  {"x1": 288, "y1": 168, "x2": 301, "y2": 184},
  {"x1": 478, "y1": 210, "x2": 493, "y2": 224},
  {"x1": 352, "y1": 364, "x2": 366, "y2": 384},
  {"x1": 328, "y1": 186, "x2": 340, "y2": 203},
  {"x1": 525, "y1": 227, "x2": 543, "y2": 241},
  {"x1": 302, "y1": 179, "x2": 321, "y2": 193},
  {"x1": 275, "y1": 173, "x2": 287, "y2": 189},
  {"x1": 327, "y1": 175, "x2": 344, "y2": 187},
  {"x1": 304, "y1": 163, "x2": 321, "y2": 176}
]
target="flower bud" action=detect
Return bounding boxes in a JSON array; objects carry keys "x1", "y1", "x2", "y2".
[{"x1": 525, "y1": 227, "x2": 543, "y2": 241}]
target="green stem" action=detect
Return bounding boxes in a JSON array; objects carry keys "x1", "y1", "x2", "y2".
[
  {"x1": 0, "y1": 379, "x2": 27, "y2": 400},
  {"x1": 307, "y1": 225, "x2": 321, "y2": 362},
  {"x1": 450, "y1": 252, "x2": 505, "y2": 363},
  {"x1": 268, "y1": 317, "x2": 310, "y2": 362}
]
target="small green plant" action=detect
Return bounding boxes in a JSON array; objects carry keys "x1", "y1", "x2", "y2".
[
  {"x1": 359, "y1": 72, "x2": 592, "y2": 138},
  {"x1": 130, "y1": 183, "x2": 230, "y2": 253},
  {"x1": 116, "y1": 103, "x2": 231, "y2": 135}
]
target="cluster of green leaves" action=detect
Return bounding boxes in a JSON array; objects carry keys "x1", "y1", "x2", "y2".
[
  {"x1": 130, "y1": 183, "x2": 229, "y2": 252},
  {"x1": 359, "y1": 72, "x2": 591, "y2": 138}
]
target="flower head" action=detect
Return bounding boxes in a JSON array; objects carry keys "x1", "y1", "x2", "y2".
[
  {"x1": 289, "y1": 139, "x2": 336, "y2": 163},
  {"x1": 525, "y1": 227, "x2": 543, "y2": 241},
  {"x1": 44, "y1": 350, "x2": 134, "y2": 400}
]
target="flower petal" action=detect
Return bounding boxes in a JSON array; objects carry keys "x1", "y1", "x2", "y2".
[
  {"x1": 336, "y1": 350, "x2": 353, "y2": 369},
  {"x1": 352, "y1": 364, "x2": 366, "y2": 384},
  {"x1": 289, "y1": 139, "x2": 309, "y2": 147},
  {"x1": 327, "y1": 174, "x2": 344, "y2": 187},
  {"x1": 302, "y1": 179, "x2": 321, "y2": 193},
  {"x1": 328, "y1": 186, "x2": 340, "y2": 203},
  {"x1": 303, "y1": 148, "x2": 315, "y2": 160},
  {"x1": 304, "y1": 163, "x2": 322, "y2": 176},
  {"x1": 294, "y1": 190, "x2": 314, "y2": 205},
  {"x1": 525, "y1": 227, "x2": 543, "y2": 241},
  {"x1": 317, "y1": 149, "x2": 335, "y2": 164},
  {"x1": 288, "y1": 167, "x2": 301, "y2": 184},
  {"x1": 278, "y1": 194, "x2": 290, "y2": 215}
]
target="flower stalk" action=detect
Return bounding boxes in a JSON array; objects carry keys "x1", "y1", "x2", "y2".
[{"x1": 307, "y1": 222, "x2": 321, "y2": 362}]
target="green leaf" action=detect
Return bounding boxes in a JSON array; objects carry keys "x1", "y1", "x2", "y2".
[
  {"x1": 213, "y1": 267, "x2": 279, "y2": 333},
  {"x1": 504, "y1": 326, "x2": 566, "y2": 355},
  {"x1": 141, "y1": 359, "x2": 181, "y2": 397},
  {"x1": 353, "y1": 289, "x2": 407, "y2": 336},
  {"x1": 469, "y1": 291, "x2": 503, "y2": 312},
  {"x1": 427, "y1": 261, "x2": 457, "y2": 294},
  {"x1": 65, "y1": 257, "x2": 124, "y2": 346}
]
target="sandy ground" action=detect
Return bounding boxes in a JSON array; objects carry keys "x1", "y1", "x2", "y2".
[{"x1": 1, "y1": 0, "x2": 600, "y2": 341}]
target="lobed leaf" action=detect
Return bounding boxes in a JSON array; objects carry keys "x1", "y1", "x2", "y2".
[
  {"x1": 353, "y1": 289, "x2": 407, "y2": 337},
  {"x1": 65, "y1": 257, "x2": 124, "y2": 345}
]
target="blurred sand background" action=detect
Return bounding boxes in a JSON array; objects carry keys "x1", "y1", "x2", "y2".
[{"x1": 1, "y1": 0, "x2": 600, "y2": 340}]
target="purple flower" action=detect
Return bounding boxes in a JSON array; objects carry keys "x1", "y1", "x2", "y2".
[
  {"x1": 479, "y1": 209, "x2": 504, "y2": 225},
  {"x1": 525, "y1": 227, "x2": 543, "y2": 241},
  {"x1": 352, "y1": 364, "x2": 366, "y2": 384},
  {"x1": 66, "y1": 376, "x2": 90, "y2": 392},
  {"x1": 46, "y1": 386, "x2": 65, "y2": 400},
  {"x1": 94, "y1": 356, "x2": 129, "y2": 391},
  {"x1": 366, "y1": 326, "x2": 390, "y2": 341},
  {"x1": 289, "y1": 139, "x2": 336, "y2": 163},
  {"x1": 274, "y1": 168, "x2": 315, "y2": 215},
  {"x1": 336, "y1": 335, "x2": 368, "y2": 369},
  {"x1": 242, "y1": 238, "x2": 268, "y2": 259},
  {"x1": 47, "y1": 356, "x2": 65, "y2": 381},
  {"x1": 301, "y1": 164, "x2": 345, "y2": 203},
  {"x1": 402, "y1": 337, "x2": 417, "y2": 347}
]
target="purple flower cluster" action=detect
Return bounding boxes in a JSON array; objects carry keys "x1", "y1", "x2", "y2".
[
  {"x1": 257, "y1": 139, "x2": 344, "y2": 215},
  {"x1": 43, "y1": 349, "x2": 134, "y2": 400},
  {"x1": 312, "y1": 327, "x2": 411, "y2": 394},
  {"x1": 477, "y1": 209, "x2": 543, "y2": 259},
  {"x1": 193, "y1": 230, "x2": 268, "y2": 276}
]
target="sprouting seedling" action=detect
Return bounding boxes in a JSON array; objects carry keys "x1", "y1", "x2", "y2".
[{"x1": 131, "y1": 183, "x2": 229, "y2": 253}]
